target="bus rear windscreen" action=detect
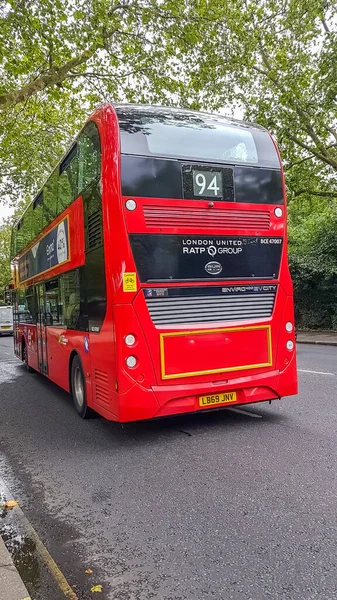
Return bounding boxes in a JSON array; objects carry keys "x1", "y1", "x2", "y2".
[{"x1": 116, "y1": 106, "x2": 280, "y2": 169}]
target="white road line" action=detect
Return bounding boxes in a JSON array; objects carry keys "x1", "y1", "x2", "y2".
[
  {"x1": 226, "y1": 407, "x2": 263, "y2": 418},
  {"x1": 298, "y1": 369, "x2": 335, "y2": 376}
]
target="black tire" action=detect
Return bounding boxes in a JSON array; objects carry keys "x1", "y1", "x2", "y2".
[
  {"x1": 70, "y1": 355, "x2": 91, "y2": 419},
  {"x1": 22, "y1": 340, "x2": 35, "y2": 373}
]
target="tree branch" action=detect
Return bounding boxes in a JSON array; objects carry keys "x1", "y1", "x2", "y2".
[
  {"x1": 107, "y1": 3, "x2": 134, "y2": 17},
  {"x1": 326, "y1": 126, "x2": 337, "y2": 143},
  {"x1": 286, "y1": 143, "x2": 337, "y2": 170},
  {"x1": 285, "y1": 154, "x2": 316, "y2": 170},
  {"x1": 0, "y1": 2, "x2": 131, "y2": 111},
  {"x1": 287, "y1": 132, "x2": 337, "y2": 169},
  {"x1": 294, "y1": 189, "x2": 337, "y2": 198},
  {"x1": 257, "y1": 40, "x2": 335, "y2": 159},
  {"x1": 0, "y1": 48, "x2": 97, "y2": 110},
  {"x1": 321, "y1": 18, "x2": 330, "y2": 33}
]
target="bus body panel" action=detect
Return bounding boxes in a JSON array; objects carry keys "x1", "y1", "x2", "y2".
[
  {"x1": 115, "y1": 351, "x2": 296, "y2": 423},
  {"x1": 12, "y1": 103, "x2": 297, "y2": 422},
  {"x1": 114, "y1": 290, "x2": 296, "y2": 384}
]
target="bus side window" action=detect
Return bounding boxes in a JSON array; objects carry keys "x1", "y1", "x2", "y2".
[
  {"x1": 58, "y1": 144, "x2": 78, "y2": 212},
  {"x1": 15, "y1": 287, "x2": 36, "y2": 324},
  {"x1": 15, "y1": 218, "x2": 25, "y2": 256},
  {"x1": 32, "y1": 192, "x2": 44, "y2": 238},
  {"x1": 21, "y1": 205, "x2": 34, "y2": 251},
  {"x1": 15, "y1": 205, "x2": 33, "y2": 255},
  {"x1": 25, "y1": 286, "x2": 38, "y2": 323},
  {"x1": 78, "y1": 122, "x2": 101, "y2": 194},
  {"x1": 60, "y1": 270, "x2": 80, "y2": 330},
  {"x1": 43, "y1": 170, "x2": 58, "y2": 228},
  {"x1": 10, "y1": 228, "x2": 16, "y2": 260},
  {"x1": 45, "y1": 279, "x2": 63, "y2": 326}
]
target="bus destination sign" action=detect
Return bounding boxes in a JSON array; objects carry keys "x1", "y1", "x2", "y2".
[{"x1": 18, "y1": 217, "x2": 69, "y2": 283}]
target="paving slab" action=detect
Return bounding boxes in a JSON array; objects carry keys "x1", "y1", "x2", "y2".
[
  {"x1": 0, "y1": 537, "x2": 31, "y2": 600},
  {"x1": 297, "y1": 331, "x2": 337, "y2": 346}
]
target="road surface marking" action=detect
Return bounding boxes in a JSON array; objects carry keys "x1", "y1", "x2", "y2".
[
  {"x1": 226, "y1": 407, "x2": 263, "y2": 418},
  {"x1": 0, "y1": 477, "x2": 78, "y2": 600},
  {"x1": 298, "y1": 369, "x2": 335, "y2": 376}
]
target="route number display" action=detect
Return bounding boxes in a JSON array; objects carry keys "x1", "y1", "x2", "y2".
[{"x1": 192, "y1": 170, "x2": 223, "y2": 198}]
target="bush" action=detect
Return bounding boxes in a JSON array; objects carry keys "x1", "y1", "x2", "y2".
[{"x1": 288, "y1": 205, "x2": 337, "y2": 330}]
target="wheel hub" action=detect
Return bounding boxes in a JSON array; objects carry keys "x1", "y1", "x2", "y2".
[{"x1": 74, "y1": 367, "x2": 84, "y2": 408}]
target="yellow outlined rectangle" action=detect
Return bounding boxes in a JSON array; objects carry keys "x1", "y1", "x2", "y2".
[{"x1": 160, "y1": 325, "x2": 272, "y2": 380}]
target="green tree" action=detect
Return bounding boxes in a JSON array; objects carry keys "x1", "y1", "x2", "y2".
[
  {"x1": 0, "y1": 0, "x2": 201, "y2": 202},
  {"x1": 181, "y1": 0, "x2": 337, "y2": 201},
  {"x1": 4, "y1": 0, "x2": 337, "y2": 208},
  {"x1": 288, "y1": 202, "x2": 337, "y2": 329},
  {"x1": 0, "y1": 223, "x2": 11, "y2": 302}
]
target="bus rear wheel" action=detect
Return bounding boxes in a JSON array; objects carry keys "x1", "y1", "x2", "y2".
[
  {"x1": 22, "y1": 339, "x2": 34, "y2": 373},
  {"x1": 71, "y1": 355, "x2": 91, "y2": 419}
]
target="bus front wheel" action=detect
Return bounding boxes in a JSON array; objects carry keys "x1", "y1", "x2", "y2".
[{"x1": 71, "y1": 355, "x2": 91, "y2": 419}]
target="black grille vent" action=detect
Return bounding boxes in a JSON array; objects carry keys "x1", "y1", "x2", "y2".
[
  {"x1": 94, "y1": 369, "x2": 109, "y2": 408},
  {"x1": 145, "y1": 288, "x2": 277, "y2": 326},
  {"x1": 87, "y1": 211, "x2": 102, "y2": 249}
]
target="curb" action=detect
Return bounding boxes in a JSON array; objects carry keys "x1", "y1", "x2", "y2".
[
  {"x1": 297, "y1": 340, "x2": 337, "y2": 347},
  {"x1": 0, "y1": 476, "x2": 78, "y2": 600},
  {"x1": 0, "y1": 536, "x2": 31, "y2": 600}
]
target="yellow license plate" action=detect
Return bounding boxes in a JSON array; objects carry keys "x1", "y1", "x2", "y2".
[
  {"x1": 199, "y1": 391, "x2": 237, "y2": 407},
  {"x1": 1, "y1": 326, "x2": 10, "y2": 330}
]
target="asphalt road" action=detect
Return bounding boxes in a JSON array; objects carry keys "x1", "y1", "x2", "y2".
[{"x1": 0, "y1": 335, "x2": 337, "y2": 600}]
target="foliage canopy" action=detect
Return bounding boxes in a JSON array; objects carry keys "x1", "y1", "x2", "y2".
[
  {"x1": 1, "y1": 0, "x2": 337, "y2": 326},
  {"x1": 0, "y1": 0, "x2": 201, "y2": 200},
  {"x1": 2, "y1": 0, "x2": 337, "y2": 205},
  {"x1": 178, "y1": 0, "x2": 337, "y2": 202}
]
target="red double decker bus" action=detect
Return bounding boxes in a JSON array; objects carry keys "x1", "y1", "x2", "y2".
[{"x1": 11, "y1": 103, "x2": 297, "y2": 421}]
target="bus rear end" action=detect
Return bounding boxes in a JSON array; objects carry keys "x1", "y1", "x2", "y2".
[{"x1": 104, "y1": 104, "x2": 297, "y2": 422}]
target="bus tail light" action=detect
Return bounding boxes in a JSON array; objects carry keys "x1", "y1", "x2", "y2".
[
  {"x1": 125, "y1": 334, "x2": 136, "y2": 347},
  {"x1": 275, "y1": 295, "x2": 296, "y2": 375},
  {"x1": 126, "y1": 355, "x2": 137, "y2": 368},
  {"x1": 114, "y1": 304, "x2": 157, "y2": 393},
  {"x1": 125, "y1": 199, "x2": 137, "y2": 211}
]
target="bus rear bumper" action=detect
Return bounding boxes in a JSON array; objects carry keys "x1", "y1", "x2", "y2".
[
  {"x1": 152, "y1": 371, "x2": 280, "y2": 419},
  {"x1": 118, "y1": 358, "x2": 297, "y2": 422}
]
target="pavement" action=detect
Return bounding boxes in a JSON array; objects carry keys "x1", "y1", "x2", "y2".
[
  {"x1": 0, "y1": 535, "x2": 31, "y2": 600},
  {"x1": 1, "y1": 333, "x2": 337, "y2": 600},
  {"x1": 297, "y1": 330, "x2": 337, "y2": 345}
]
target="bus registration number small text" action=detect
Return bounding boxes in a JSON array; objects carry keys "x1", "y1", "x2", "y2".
[{"x1": 199, "y1": 391, "x2": 237, "y2": 407}]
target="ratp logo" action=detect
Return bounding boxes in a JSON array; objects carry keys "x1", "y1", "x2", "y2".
[{"x1": 207, "y1": 245, "x2": 217, "y2": 257}]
